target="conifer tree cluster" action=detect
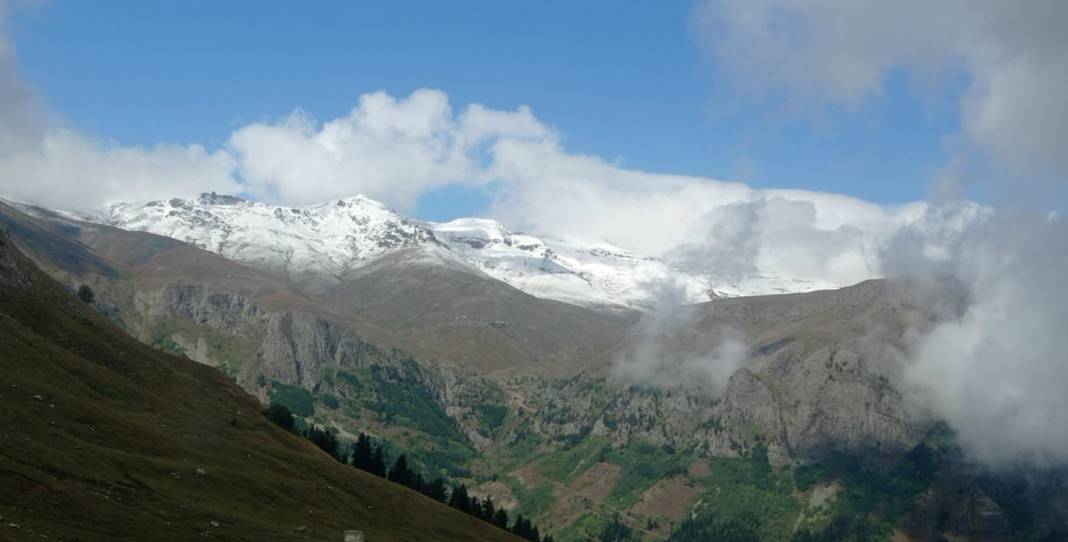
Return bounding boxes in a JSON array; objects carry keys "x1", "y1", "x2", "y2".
[
  {"x1": 262, "y1": 409, "x2": 554, "y2": 541},
  {"x1": 349, "y1": 432, "x2": 553, "y2": 542}
]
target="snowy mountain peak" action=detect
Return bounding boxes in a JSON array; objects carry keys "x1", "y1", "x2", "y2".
[
  {"x1": 99, "y1": 193, "x2": 436, "y2": 289},
  {"x1": 85, "y1": 193, "x2": 833, "y2": 309}
]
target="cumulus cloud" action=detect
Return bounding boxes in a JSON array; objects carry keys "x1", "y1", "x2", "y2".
[
  {"x1": 0, "y1": 6, "x2": 240, "y2": 210},
  {"x1": 0, "y1": 130, "x2": 238, "y2": 211},
  {"x1": 885, "y1": 209, "x2": 1068, "y2": 466},
  {"x1": 692, "y1": 0, "x2": 1068, "y2": 180},
  {"x1": 228, "y1": 89, "x2": 550, "y2": 210}
]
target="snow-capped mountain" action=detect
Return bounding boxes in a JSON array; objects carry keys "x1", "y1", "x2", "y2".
[
  {"x1": 90, "y1": 193, "x2": 826, "y2": 308},
  {"x1": 100, "y1": 193, "x2": 435, "y2": 287},
  {"x1": 432, "y1": 218, "x2": 711, "y2": 307}
]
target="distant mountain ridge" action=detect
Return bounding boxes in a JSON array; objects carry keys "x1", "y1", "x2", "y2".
[{"x1": 88, "y1": 193, "x2": 830, "y2": 309}]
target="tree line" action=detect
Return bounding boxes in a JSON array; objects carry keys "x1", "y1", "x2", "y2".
[{"x1": 265, "y1": 403, "x2": 553, "y2": 542}]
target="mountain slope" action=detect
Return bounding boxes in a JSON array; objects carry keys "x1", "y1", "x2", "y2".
[
  {"x1": 0, "y1": 230, "x2": 523, "y2": 542},
  {"x1": 333, "y1": 244, "x2": 634, "y2": 372},
  {"x1": 5, "y1": 201, "x2": 631, "y2": 373}
]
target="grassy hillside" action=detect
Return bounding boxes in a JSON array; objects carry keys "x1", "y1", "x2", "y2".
[{"x1": 0, "y1": 231, "x2": 522, "y2": 542}]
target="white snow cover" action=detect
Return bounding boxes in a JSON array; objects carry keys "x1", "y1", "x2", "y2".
[{"x1": 91, "y1": 193, "x2": 842, "y2": 308}]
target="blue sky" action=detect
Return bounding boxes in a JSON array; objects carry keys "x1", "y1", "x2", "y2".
[{"x1": 8, "y1": 1, "x2": 963, "y2": 220}]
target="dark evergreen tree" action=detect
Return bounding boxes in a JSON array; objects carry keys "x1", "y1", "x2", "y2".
[
  {"x1": 493, "y1": 507, "x2": 510, "y2": 530},
  {"x1": 370, "y1": 445, "x2": 387, "y2": 477},
  {"x1": 599, "y1": 516, "x2": 635, "y2": 542},
  {"x1": 303, "y1": 424, "x2": 340, "y2": 460},
  {"x1": 409, "y1": 471, "x2": 425, "y2": 494},
  {"x1": 388, "y1": 454, "x2": 412, "y2": 487},
  {"x1": 513, "y1": 514, "x2": 536, "y2": 540},
  {"x1": 449, "y1": 484, "x2": 471, "y2": 513},
  {"x1": 351, "y1": 432, "x2": 373, "y2": 471},
  {"x1": 263, "y1": 404, "x2": 295, "y2": 432},
  {"x1": 425, "y1": 477, "x2": 448, "y2": 502},
  {"x1": 481, "y1": 496, "x2": 496, "y2": 522},
  {"x1": 77, "y1": 284, "x2": 94, "y2": 304}
]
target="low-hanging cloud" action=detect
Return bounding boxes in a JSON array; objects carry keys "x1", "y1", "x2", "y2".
[
  {"x1": 613, "y1": 279, "x2": 748, "y2": 395},
  {"x1": 886, "y1": 209, "x2": 1068, "y2": 466}
]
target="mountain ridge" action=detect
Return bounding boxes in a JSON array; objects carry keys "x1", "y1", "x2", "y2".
[{"x1": 86, "y1": 193, "x2": 839, "y2": 309}]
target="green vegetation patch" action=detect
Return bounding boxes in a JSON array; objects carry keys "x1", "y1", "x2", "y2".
[
  {"x1": 149, "y1": 321, "x2": 187, "y2": 356},
  {"x1": 535, "y1": 436, "x2": 609, "y2": 484},
  {"x1": 688, "y1": 446, "x2": 802, "y2": 541},
  {"x1": 502, "y1": 421, "x2": 545, "y2": 470},
  {"x1": 789, "y1": 442, "x2": 944, "y2": 541},
  {"x1": 337, "y1": 369, "x2": 362, "y2": 390},
  {"x1": 555, "y1": 512, "x2": 612, "y2": 542},
  {"x1": 363, "y1": 365, "x2": 466, "y2": 443},
  {"x1": 603, "y1": 442, "x2": 691, "y2": 509},
  {"x1": 318, "y1": 393, "x2": 340, "y2": 410},
  {"x1": 268, "y1": 381, "x2": 315, "y2": 417},
  {"x1": 476, "y1": 403, "x2": 508, "y2": 433},
  {"x1": 504, "y1": 477, "x2": 556, "y2": 520}
]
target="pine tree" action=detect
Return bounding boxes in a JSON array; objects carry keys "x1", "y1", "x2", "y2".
[
  {"x1": 512, "y1": 514, "x2": 531, "y2": 539},
  {"x1": 425, "y1": 477, "x2": 448, "y2": 502},
  {"x1": 470, "y1": 495, "x2": 483, "y2": 519},
  {"x1": 263, "y1": 404, "x2": 295, "y2": 432},
  {"x1": 481, "y1": 496, "x2": 496, "y2": 522},
  {"x1": 409, "y1": 471, "x2": 425, "y2": 493},
  {"x1": 388, "y1": 454, "x2": 412, "y2": 487},
  {"x1": 449, "y1": 484, "x2": 471, "y2": 513},
  {"x1": 303, "y1": 425, "x2": 340, "y2": 460},
  {"x1": 493, "y1": 507, "x2": 510, "y2": 530},
  {"x1": 351, "y1": 432, "x2": 372, "y2": 471},
  {"x1": 370, "y1": 445, "x2": 387, "y2": 477}
]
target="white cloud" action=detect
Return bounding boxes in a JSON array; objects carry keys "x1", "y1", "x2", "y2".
[
  {"x1": 486, "y1": 135, "x2": 926, "y2": 289},
  {"x1": 0, "y1": 129, "x2": 238, "y2": 211},
  {"x1": 228, "y1": 89, "x2": 551, "y2": 211},
  {"x1": 613, "y1": 279, "x2": 748, "y2": 395},
  {"x1": 0, "y1": 3, "x2": 240, "y2": 211},
  {"x1": 692, "y1": 0, "x2": 1068, "y2": 181},
  {"x1": 890, "y1": 210, "x2": 1068, "y2": 466}
]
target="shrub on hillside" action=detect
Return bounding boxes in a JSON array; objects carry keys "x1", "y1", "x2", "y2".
[{"x1": 264, "y1": 404, "x2": 295, "y2": 432}]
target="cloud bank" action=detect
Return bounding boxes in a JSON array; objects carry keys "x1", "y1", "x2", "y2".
[{"x1": 891, "y1": 209, "x2": 1068, "y2": 466}]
